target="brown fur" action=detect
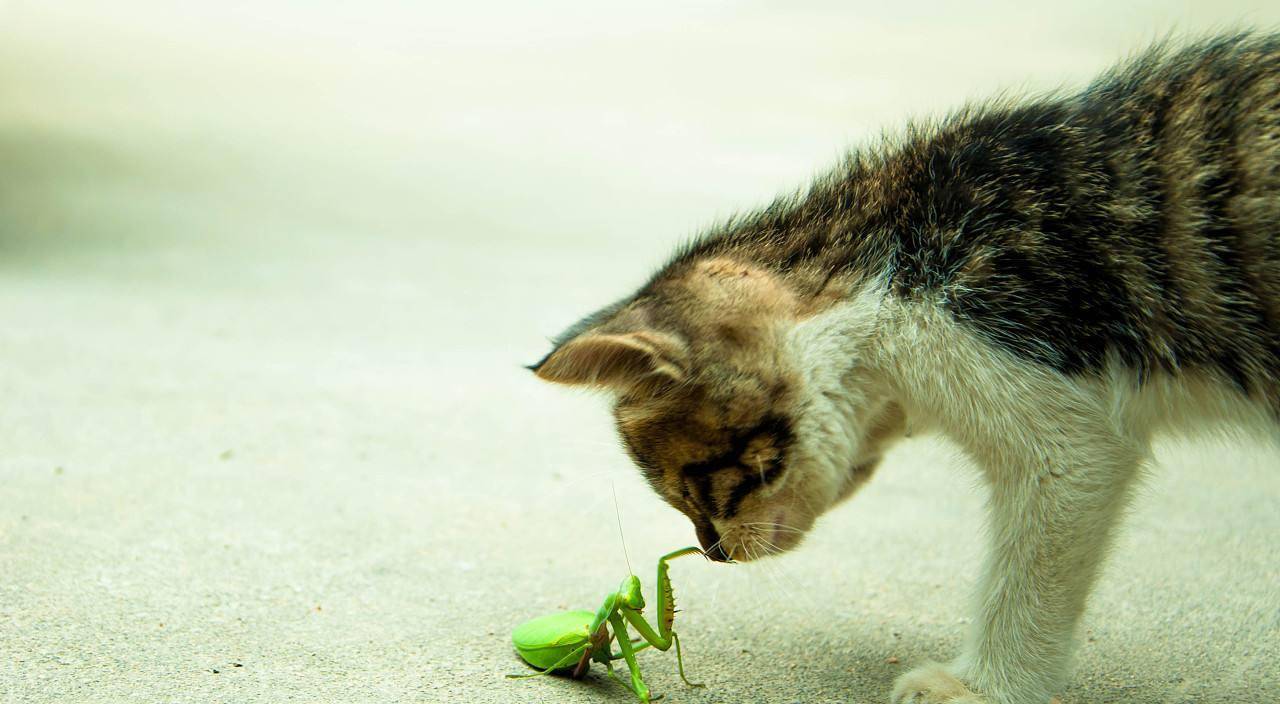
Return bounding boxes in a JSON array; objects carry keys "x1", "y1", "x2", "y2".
[{"x1": 531, "y1": 34, "x2": 1279, "y2": 703}]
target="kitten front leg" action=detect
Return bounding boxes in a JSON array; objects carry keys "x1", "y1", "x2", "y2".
[
  {"x1": 893, "y1": 432, "x2": 1144, "y2": 704},
  {"x1": 892, "y1": 662, "x2": 985, "y2": 703}
]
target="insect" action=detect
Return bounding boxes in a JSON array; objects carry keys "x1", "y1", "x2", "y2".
[{"x1": 507, "y1": 546, "x2": 706, "y2": 703}]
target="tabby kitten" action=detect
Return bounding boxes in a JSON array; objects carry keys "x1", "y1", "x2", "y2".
[{"x1": 530, "y1": 34, "x2": 1279, "y2": 704}]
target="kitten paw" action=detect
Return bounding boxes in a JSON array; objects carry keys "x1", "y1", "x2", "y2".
[{"x1": 890, "y1": 663, "x2": 986, "y2": 704}]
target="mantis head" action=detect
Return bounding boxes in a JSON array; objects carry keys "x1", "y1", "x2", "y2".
[
  {"x1": 620, "y1": 575, "x2": 645, "y2": 609},
  {"x1": 532, "y1": 257, "x2": 908, "y2": 563}
]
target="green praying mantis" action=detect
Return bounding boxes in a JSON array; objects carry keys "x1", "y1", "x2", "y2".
[{"x1": 507, "y1": 546, "x2": 707, "y2": 703}]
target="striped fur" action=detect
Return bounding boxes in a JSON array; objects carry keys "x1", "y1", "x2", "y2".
[{"x1": 532, "y1": 34, "x2": 1279, "y2": 704}]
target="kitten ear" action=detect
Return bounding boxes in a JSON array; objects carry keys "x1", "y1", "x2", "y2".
[{"x1": 531, "y1": 331, "x2": 687, "y2": 391}]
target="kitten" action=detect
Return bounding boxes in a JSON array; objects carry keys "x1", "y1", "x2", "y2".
[{"x1": 530, "y1": 34, "x2": 1279, "y2": 704}]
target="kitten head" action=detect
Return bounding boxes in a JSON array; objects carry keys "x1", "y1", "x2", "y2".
[{"x1": 532, "y1": 257, "x2": 904, "y2": 561}]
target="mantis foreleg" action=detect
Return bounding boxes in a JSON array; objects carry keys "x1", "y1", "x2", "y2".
[
  {"x1": 616, "y1": 547, "x2": 705, "y2": 687},
  {"x1": 622, "y1": 547, "x2": 701, "y2": 647}
]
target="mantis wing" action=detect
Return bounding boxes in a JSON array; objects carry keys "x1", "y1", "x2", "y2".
[{"x1": 511, "y1": 609, "x2": 595, "y2": 670}]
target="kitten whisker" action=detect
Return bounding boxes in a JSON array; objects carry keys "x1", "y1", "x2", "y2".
[
  {"x1": 747, "y1": 536, "x2": 796, "y2": 604},
  {"x1": 741, "y1": 521, "x2": 805, "y2": 534}
]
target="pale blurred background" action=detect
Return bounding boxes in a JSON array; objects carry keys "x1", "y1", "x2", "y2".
[{"x1": 1, "y1": 2, "x2": 1277, "y2": 703}]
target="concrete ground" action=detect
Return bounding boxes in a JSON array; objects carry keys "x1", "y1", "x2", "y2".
[{"x1": 1, "y1": 3, "x2": 1277, "y2": 703}]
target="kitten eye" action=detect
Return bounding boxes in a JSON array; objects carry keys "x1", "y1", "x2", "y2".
[
  {"x1": 741, "y1": 435, "x2": 783, "y2": 472},
  {"x1": 722, "y1": 458, "x2": 786, "y2": 519}
]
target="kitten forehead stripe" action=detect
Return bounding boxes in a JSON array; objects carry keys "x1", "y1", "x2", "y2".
[
  {"x1": 723, "y1": 464, "x2": 785, "y2": 520},
  {"x1": 678, "y1": 414, "x2": 793, "y2": 478}
]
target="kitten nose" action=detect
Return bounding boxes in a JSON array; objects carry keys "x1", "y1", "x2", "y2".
[{"x1": 695, "y1": 523, "x2": 730, "y2": 562}]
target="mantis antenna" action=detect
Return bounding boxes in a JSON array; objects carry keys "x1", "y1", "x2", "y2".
[{"x1": 611, "y1": 481, "x2": 633, "y2": 576}]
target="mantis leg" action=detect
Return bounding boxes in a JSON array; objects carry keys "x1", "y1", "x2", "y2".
[
  {"x1": 621, "y1": 547, "x2": 701, "y2": 650},
  {"x1": 505, "y1": 643, "x2": 590, "y2": 679},
  {"x1": 610, "y1": 638, "x2": 698, "y2": 694},
  {"x1": 617, "y1": 547, "x2": 704, "y2": 686},
  {"x1": 612, "y1": 624, "x2": 700, "y2": 688},
  {"x1": 603, "y1": 657, "x2": 667, "y2": 702},
  {"x1": 670, "y1": 631, "x2": 703, "y2": 688},
  {"x1": 611, "y1": 640, "x2": 653, "y2": 659},
  {"x1": 608, "y1": 612, "x2": 652, "y2": 703}
]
